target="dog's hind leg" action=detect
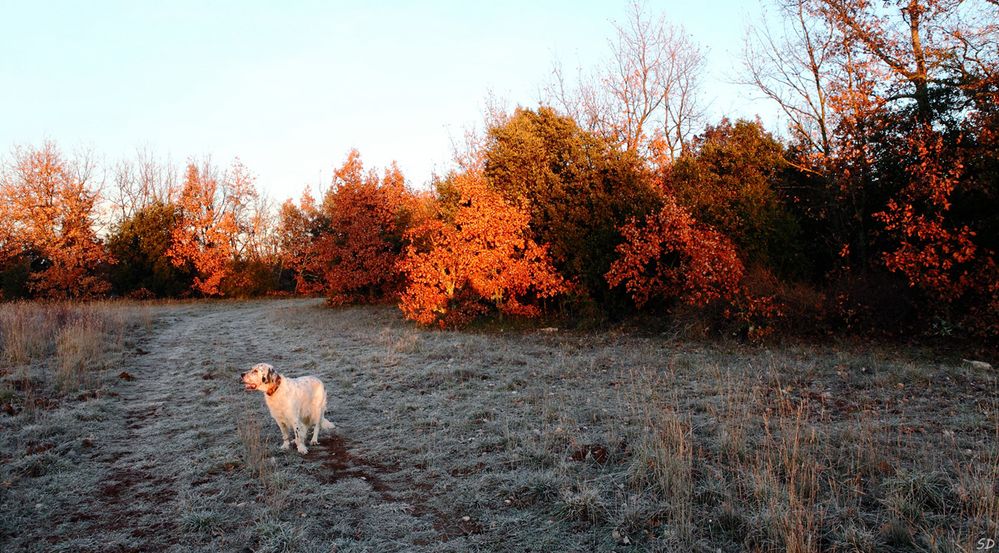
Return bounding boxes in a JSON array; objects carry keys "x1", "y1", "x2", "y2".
[
  {"x1": 311, "y1": 399, "x2": 326, "y2": 445},
  {"x1": 310, "y1": 422, "x2": 321, "y2": 445}
]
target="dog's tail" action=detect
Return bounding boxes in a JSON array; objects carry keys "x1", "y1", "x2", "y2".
[{"x1": 321, "y1": 418, "x2": 336, "y2": 431}]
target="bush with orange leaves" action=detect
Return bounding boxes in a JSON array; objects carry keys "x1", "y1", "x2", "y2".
[
  {"x1": 277, "y1": 190, "x2": 326, "y2": 295},
  {"x1": 319, "y1": 152, "x2": 416, "y2": 304},
  {"x1": 606, "y1": 197, "x2": 744, "y2": 311},
  {"x1": 875, "y1": 126, "x2": 999, "y2": 336},
  {"x1": 397, "y1": 172, "x2": 566, "y2": 328},
  {"x1": 278, "y1": 151, "x2": 419, "y2": 304},
  {"x1": 877, "y1": 127, "x2": 981, "y2": 303}
]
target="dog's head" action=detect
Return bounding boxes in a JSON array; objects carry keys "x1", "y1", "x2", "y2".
[{"x1": 241, "y1": 363, "x2": 276, "y2": 392}]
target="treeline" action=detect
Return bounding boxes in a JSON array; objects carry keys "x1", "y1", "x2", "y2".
[
  {"x1": 1, "y1": 0, "x2": 996, "y2": 339},
  {"x1": 0, "y1": 146, "x2": 282, "y2": 300}
]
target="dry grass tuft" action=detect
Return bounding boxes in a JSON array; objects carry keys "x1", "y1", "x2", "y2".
[
  {"x1": 955, "y1": 429, "x2": 999, "y2": 548},
  {"x1": 752, "y1": 394, "x2": 825, "y2": 553},
  {"x1": 557, "y1": 482, "x2": 606, "y2": 524},
  {"x1": 0, "y1": 300, "x2": 149, "y2": 396},
  {"x1": 56, "y1": 314, "x2": 112, "y2": 391},
  {"x1": 625, "y1": 368, "x2": 695, "y2": 547},
  {"x1": 236, "y1": 414, "x2": 283, "y2": 507},
  {"x1": 0, "y1": 302, "x2": 59, "y2": 364}
]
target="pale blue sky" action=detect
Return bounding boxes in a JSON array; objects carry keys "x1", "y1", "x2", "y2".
[{"x1": 0, "y1": 1, "x2": 773, "y2": 200}]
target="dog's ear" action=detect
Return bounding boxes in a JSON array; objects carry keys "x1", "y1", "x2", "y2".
[
  {"x1": 252, "y1": 363, "x2": 271, "y2": 382},
  {"x1": 261, "y1": 365, "x2": 273, "y2": 383}
]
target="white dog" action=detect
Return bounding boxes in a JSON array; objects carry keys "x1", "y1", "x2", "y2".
[{"x1": 241, "y1": 363, "x2": 335, "y2": 454}]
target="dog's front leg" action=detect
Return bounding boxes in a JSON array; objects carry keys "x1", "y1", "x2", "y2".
[
  {"x1": 278, "y1": 422, "x2": 291, "y2": 450},
  {"x1": 293, "y1": 423, "x2": 309, "y2": 454}
]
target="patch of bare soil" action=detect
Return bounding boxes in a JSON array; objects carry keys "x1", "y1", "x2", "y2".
[{"x1": 311, "y1": 432, "x2": 483, "y2": 543}]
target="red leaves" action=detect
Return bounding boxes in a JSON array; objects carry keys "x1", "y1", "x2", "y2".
[
  {"x1": 875, "y1": 126, "x2": 981, "y2": 304},
  {"x1": 397, "y1": 171, "x2": 566, "y2": 327},
  {"x1": 319, "y1": 154, "x2": 412, "y2": 304},
  {"x1": 278, "y1": 151, "x2": 416, "y2": 304},
  {"x1": 606, "y1": 197, "x2": 744, "y2": 309}
]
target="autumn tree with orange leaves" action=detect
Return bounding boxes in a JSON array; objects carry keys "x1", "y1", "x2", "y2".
[
  {"x1": 168, "y1": 160, "x2": 258, "y2": 296},
  {"x1": 398, "y1": 171, "x2": 566, "y2": 327},
  {"x1": 317, "y1": 151, "x2": 416, "y2": 304},
  {"x1": 740, "y1": 0, "x2": 999, "y2": 335},
  {"x1": 277, "y1": 151, "x2": 419, "y2": 303},
  {"x1": 875, "y1": 128, "x2": 975, "y2": 302},
  {"x1": 820, "y1": 0, "x2": 998, "y2": 331},
  {"x1": 874, "y1": 125, "x2": 999, "y2": 334},
  {"x1": 0, "y1": 143, "x2": 111, "y2": 299},
  {"x1": 277, "y1": 189, "x2": 327, "y2": 295}
]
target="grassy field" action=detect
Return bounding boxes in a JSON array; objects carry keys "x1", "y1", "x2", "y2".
[{"x1": 0, "y1": 299, "x2": 995, "y2": 552}]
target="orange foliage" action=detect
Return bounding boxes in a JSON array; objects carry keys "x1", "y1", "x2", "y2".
[
  {"x1": 875, "y1": 127, "x2": 981, "y2": 303},
  {"x1": 0, "y1": 204, "x2": 16, "y2": 269},
  {"x1": 278, "y1": 151, "x2": 416, "y2": 303},
  {"x1": 397, "y1": 171, "x2": 566, "y2": 327},
  {"x1": 317, "y1": 152, "x2": 414, "y2": 304},
  {"x1": 0, "y1": 143, "x2": 110, "y2": 299},
  {"x1": 606, "y1": 197, "x2": 744, "y2": 309},
  {"x1": 167, "y1": 161, "x2": 257, "y2": 296},
  {"x1": 277, "y1": 190, "x2": 325, "y2": 295}
]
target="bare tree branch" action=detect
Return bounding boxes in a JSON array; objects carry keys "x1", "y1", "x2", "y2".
[{"x1": 543, "y1": 1, "x2": 706, "y2": 166}]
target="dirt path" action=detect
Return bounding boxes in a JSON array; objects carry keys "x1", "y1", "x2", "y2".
[
  {"x1": 51, "y1": 299, "x2": 480, "y2": 552},
  {"x1": 92, "y1": 302, "x2": 261, "y2": 550}
]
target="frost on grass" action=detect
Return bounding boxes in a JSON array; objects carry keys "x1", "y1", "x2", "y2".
[{"x1": 0, "y1": 299, "x2": 995, "y2": 552}]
